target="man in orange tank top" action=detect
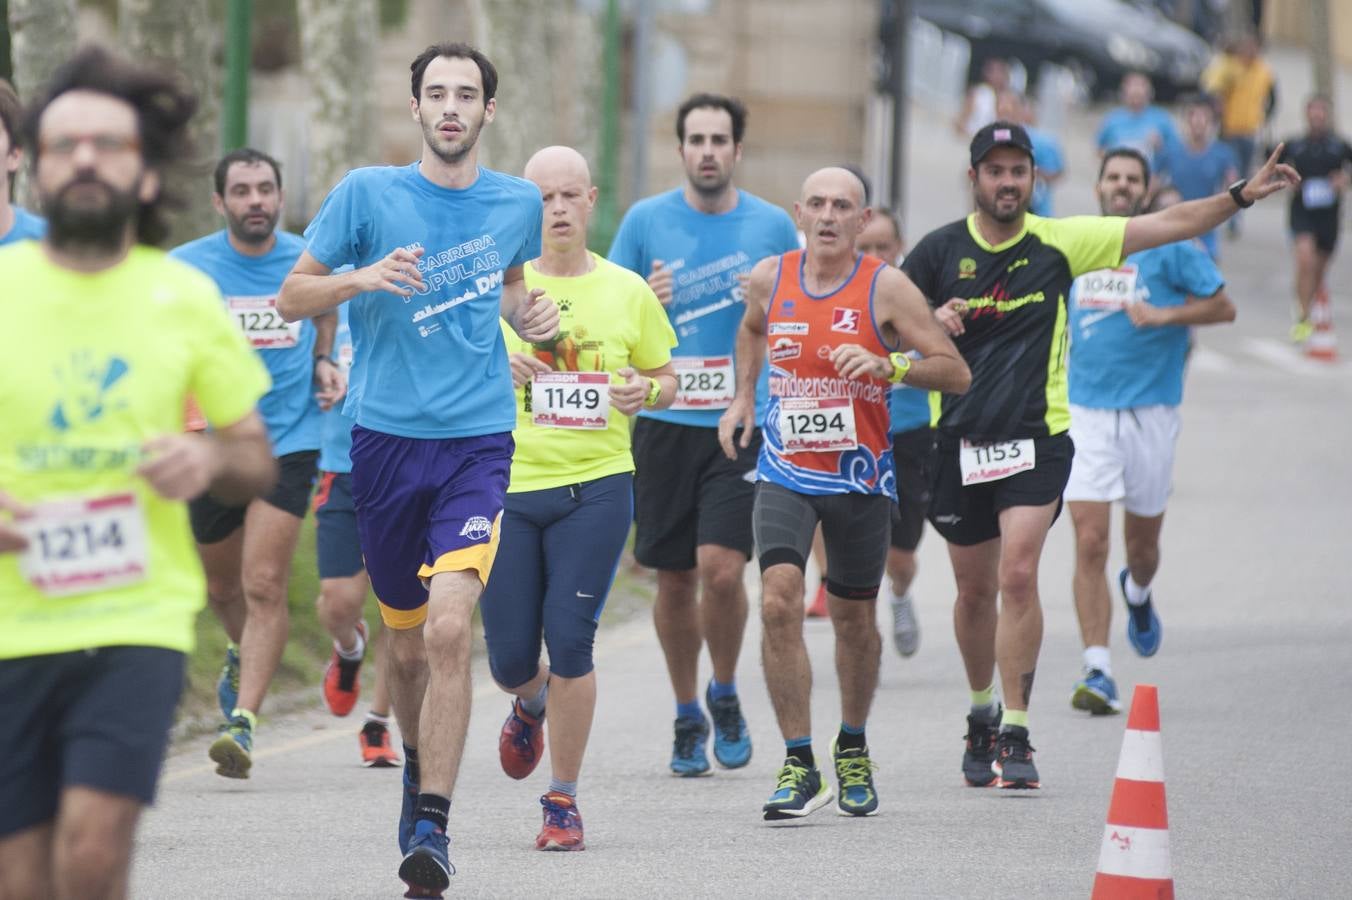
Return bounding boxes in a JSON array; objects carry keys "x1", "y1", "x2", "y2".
[{"x1": 719, "y1": 167, "x2": 970, "y2": 821}]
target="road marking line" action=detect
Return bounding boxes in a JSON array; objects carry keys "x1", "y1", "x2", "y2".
[{"x1": 1242, "y1": 337, "x2": 1345, "y2": 377}]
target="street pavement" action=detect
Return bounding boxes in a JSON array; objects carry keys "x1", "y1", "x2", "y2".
[{"x1": 133, "y1": 80, "x2": 1351, "y2": 900}]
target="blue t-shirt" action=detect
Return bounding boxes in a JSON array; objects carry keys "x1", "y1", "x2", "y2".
[
  {"x1": 1028, "y1": 127, "x2": 1064, "y2": 218},
  {"x1": 319, "y1": 302, "x2": 356, "y2": 473},
  {"x1": 304, "y1": 163, "x2": 542, "y2": 439},
  {"x1": 1158, "y1": 140, "x2": 1238, "y2": 259},
  {"x1": 889, "y1": 382, "x2": 932, "y2": 434},
  {"x1": 1068, "y1": 240, "x2": 1224, "y2": 409},
  {"x1": 1097, "y1": 107, "x2": 1181, "y2": 168},
  {"x1": 169, "y1": 229, "x2": 320, "y2": 456},
  {"x1": 608, "y1": 188, "x2": 799, "y2": 429},
  {"x1": 0, "y1": 207, "x2": 46, "y2": 245}
]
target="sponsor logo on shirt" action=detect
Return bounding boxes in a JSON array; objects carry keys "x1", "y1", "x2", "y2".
[
  {"x1": 769, "y1": 338, "x2": 802, "y2": 363},
  {"x1": 831, "y1": 308, "x2": 861, "y2": 334},
  {"x1": 770, "y1": 322, "x2": 809, "y2": 336},
  {"x1": 459, "y1": 516, "x2": 494, "y2": 541},
  {"x1": 958, "y1": 257, "x2": 977, "y2": 280}
]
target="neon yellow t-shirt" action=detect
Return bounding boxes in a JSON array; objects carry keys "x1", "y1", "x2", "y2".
[
  {"x1": 0, "y1": 242, "x2": 271, "y2": 659},
  {"x1": 504, "y1": 254, "x2": 676, "y2": 493}
]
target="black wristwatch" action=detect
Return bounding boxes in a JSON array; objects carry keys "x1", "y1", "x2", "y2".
[
  {"x1": 314, "y1": 353, "x2": 334, "y2": 367},
  {"x1": 1228, "y1": 179, "x2": 1253, "y2": 209}
]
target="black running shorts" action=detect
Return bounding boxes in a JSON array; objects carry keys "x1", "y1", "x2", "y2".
[
  {"x1": 752, "y1": 481, "x2": 892, "y2": 600},
  {"x1": 189, "y1": 449, "x2": 319, "y2": 544},
  {"x1": 927, "y1": 433, "x2": 1073, "y2": 546},
  {"x1": 889, "y1": 426, "x2": 935, "y2": 552}
]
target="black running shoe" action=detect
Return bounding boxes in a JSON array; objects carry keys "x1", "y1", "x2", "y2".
[
  {"x1": 994, "y1": 726, "x2": 1040, "y2": 790},
  {"x1": 962, "y1": 710, "x2": 1000, "y2": 787}
]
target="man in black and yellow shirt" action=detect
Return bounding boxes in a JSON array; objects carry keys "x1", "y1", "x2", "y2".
[{"x1": 903, "y1": 121, "x2": 1297, "y2": 790}]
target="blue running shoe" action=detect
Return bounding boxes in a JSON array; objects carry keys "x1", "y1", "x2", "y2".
[
  {"x1": 208, "y1": 713, "x2": 252, "y2": 779},
  {"x1": 1120, "y1": 568, "x2": 1162, "y2": 657},
  {"x1": 1071, "y1": 668, "x2": 1122, "y2": 715},
  {"x1": 705, "y1": 683, "x2": 751, "y2": 769},
  {"x1": 762, "y1": 757, "x2": 832, "y2": 821},
  {"x1": 669, "y1": 715, "x2": 712, "y2": 777},
  {"x1": 398, "y1": 766, "x2": 419, "y2": 854},
  {"x1": 216, "y1": 645, "x2": 239, "y2": 721},
  {"x1": 830, "y1": 738, "x2": 879, "y2": 816},
  {"x1": 399, "y1": 824, "x2": 452, "y2": 898}
]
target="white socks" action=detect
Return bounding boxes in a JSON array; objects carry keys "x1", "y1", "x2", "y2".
[
  {"x1": 336, "y1": 628, "x2": 366, "y2": 661},
  {"x1": 1083, "y1": 645, "x2": 1112, "y2": 676},
  {"x1": 1123, "y1": 573, "x2": 1151, "y2": 606}
]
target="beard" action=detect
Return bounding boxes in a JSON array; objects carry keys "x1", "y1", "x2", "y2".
[
  {"x1": 687, "y1": 166, "x2": 731, "y2": 199},
  {"x1": 1099, "y1": 192, "x2": 1146, "y2": 217},
  {"x1": 226, "y1": 207, "x2": 280, "y2": 246},
  {"x1": 421, "y1": 114, "x2": 484, "y2": 166},
  {"x1": 43, "y1": 174, "x2": 141, "y2": 253},
  {"x1": 975, "y1": 187, "x2": 1029, "y2": 224}
]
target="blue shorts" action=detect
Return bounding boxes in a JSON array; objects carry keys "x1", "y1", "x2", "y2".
[
  {"x1": 481, "y1": 472, "x2": 633, "y2": 685},
  {"x1": 0, "y1": 646, "x2": 185, "y2": 836},
  {"x1": 349, "y1": 426, "x2": 513, "y2": 629},
  {"x1": 314, "y1": 471, "x2": 364, "y2": 580}
]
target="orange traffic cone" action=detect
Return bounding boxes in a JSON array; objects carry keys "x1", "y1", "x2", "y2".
[
  {"x1": 1091, "y1": 684, "x2": 1173, "y2": 900},
  {"x1": 1306, "y1": 285, "x2": 1338, "y2": 362}
]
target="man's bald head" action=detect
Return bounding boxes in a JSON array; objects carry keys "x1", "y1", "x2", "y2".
[
  {"x1": 525, "y1": 144, "x2": 597, "y2": 256},
  {"x1": 800, "y1": 166, "x2": 867, "y2": 207},
  {"x1": 524, "y1": 144, "x2": 592, "y2": 188},
  {"x1": 795, "y1": 166, "x2": 872, "y2": 257}
]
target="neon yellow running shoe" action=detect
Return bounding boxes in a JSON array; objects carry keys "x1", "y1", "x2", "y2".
[
  {"x1": 762, "y1": 757, "x2": 831, "y2": 821},
  {"x1": 831, "y1": 738, "x2": 879, "y2": 816}
]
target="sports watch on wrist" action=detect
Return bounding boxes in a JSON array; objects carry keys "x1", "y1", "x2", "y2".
[
  {"x1": 644, "y1": 377, "x2": 662, "y2": 408},
  {"x1": 1228, "y1": 179, "x2": 1253, "y2": 209},
  {"x1": 887, "y1": 351, "x2": 912, "y2": 384}
]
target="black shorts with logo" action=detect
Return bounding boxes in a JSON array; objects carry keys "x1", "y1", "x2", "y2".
[
  {"x1": 927, "y1": 432, "x2": 1073, "y2": 546},
  {"x1": 632, "y1": 418, "x2": 761, "y2": 570},
  {"x1": 890, "y1": 426, "x2": 935, "y2": 552},
  {"x1": 189, "y1": 449, "x2": 319, "y2": 545}
]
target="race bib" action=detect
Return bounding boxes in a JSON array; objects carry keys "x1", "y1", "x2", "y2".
[
  {"x1": 1302, "y1": 177, "x2": 1336, "y2": 210},
  {"x1": 777, "y1": 397, "x2": 857, "y2": 453},
  {"x1": 18, "y1": 493, "x2": 149, "y2": 597},
  {"x1": 960, "y1": 439, "x2": 1036, "y2": 485},
  {"x1": 670, "y1": 356, "x2": 735, "y2": 410},
  {"x1": 1075, "y1": 266, "x2": 1138, "y2": 310},
  {"x1": 531, "y1": 372, "x2": 610, "y2": 429},
  {"x1": 228, "y1": 296, "x2": 302, "y2": 349}
]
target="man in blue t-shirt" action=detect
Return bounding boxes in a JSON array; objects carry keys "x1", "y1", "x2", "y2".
[
  {"x1": 1096, "y1": 72, "x2": 1181, "y2": 171},
  {"x1": 277, "y1": 42, "x2": 556, "y2": 896},
  {"x1": 0, "y1": 79, "x2": 46, "y2": 246},
  {"x1": 1157, "y1": 97, "x2": 1239, "y2": 260},
  {"x1": 170, "y1": 148, "x2": 342, "y2": 779},
  {"x1": 1065, "y1": 148, "x2": 1235, "y2": 715},
  {"x1": 608, "y1": 92, "x2": 799, "y2": 777}
]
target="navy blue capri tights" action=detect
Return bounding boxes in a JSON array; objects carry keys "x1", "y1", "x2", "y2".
[{"x1": 481, "y1": 472, "x2": 633, "y2": 686}]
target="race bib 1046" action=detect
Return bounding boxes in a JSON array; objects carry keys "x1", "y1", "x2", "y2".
[
  {"x1": 18, "y1": 493, "x2": 149, "y2": 597},
  {"x1": 228, "y1": 296, "x2": 302, "y2": 349},
  {"x1": 670, "y1": 356, "x2": 735, "y2": 410},
  {"x1": 1075, "y1": 266, "x2": 1139, "y2": 310},
  {"x1": 777, "y1": 397, "x2": 858, "y2": 454},
  {"x1": 960, "y1": 438, "x2": 1036, "y2": 485},
  {"x1": 531, "y1": 372, "x2": 610, "y2": 430}
]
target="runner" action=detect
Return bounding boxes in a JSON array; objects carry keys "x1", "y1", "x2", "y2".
[
  {"x1": 170, "y1": 148, "x2": 342, "y2": 779},
  {"x1": 1066, "y1": 148, "x2": 1235, "y2": 715},
  {"x1": 855, "y1": 206, "x2": 929, "y2": 657},
  {"x1": 718, "y1": 167, "x2": 969, "y2": 820},
  {"x1": 608, "y1": 92, "x2": 798, "y2": 776},
  {"x1": 484, "y1": 145, "x2": 677, "y2": 851},
  {"x1": 0, "y1": 79, "x2": 46, "y2": 245},
  {"x1": 996, "y1": 90, "x2": 1064, "y2": 219},
  {"x1": 1156, "y1": 96, "x2": 1238, "y2": 259},
  {"x1": 277, "y1": 42, "x2": 556, "y2": 897},
  {"x1": 0, "y1": 46, "x2": 273, "y2": 898},
  {"x1": 314, "y1": 300, "x2": 400, "y2": 767},
  {"x1": 1272, "y1": 95, "x2": 1352, "y2": 343},
  {"x1": 903, "y1": 121, "x2": 1295, "y2": 789},
  {"x1": 1096, "y1": 72, "x2": 1180, "y2": 170}
]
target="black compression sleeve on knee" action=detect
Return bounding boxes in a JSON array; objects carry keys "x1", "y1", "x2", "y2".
[
  {"x1": 825, "y1": 579, "x2": 879, "y2": 601},
  {"x1": 759, "y1": 547, "x2": 805, "y2": 573}
]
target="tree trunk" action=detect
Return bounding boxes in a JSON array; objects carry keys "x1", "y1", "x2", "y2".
[
  {"x1": 118, "y1": 0, "x2": 221, "y2": 245},
  {"x1": 1310, "y1": 0, "x2": 1335, "y2": 102},
  {"x1": 7, "y1": 0, "x2": 76, "y2": 206},
  {"x1": 297, "y1": 0, "x2": 380, "y2": 218}
]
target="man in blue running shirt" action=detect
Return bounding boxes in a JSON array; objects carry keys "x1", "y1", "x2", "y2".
[
  {"x1": 171, "y1": 148, "x2": 342, "y2": 779},
  {"x1": 0, "y1": 80, "x2": 46, "y2": 245},
  {"x1": 609, "y1": 93, "x2": 799, "y2": 777},
  {"x1": 1097, "y1": 72, "x2": 1181, "y2": 171},
  {"x1": 1156, "y1": 97, "x2": 1239, "y2": 260},
  {"x1": 278, "y1": 43, "x2": 557, "y2": 897},
  {"x1": 1065, "y1": 148, "x2": 1235, "y2": 715}
]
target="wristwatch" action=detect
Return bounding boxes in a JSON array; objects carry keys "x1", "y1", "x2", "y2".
[
  {"x1": 644, "y1": 377, "x2": 662, "y2": 408},
  {"x1": 887, "y1": 351, "x2": 912, "y2": 384},
  {"x1": 1228, "y1": 179, "x2": 1253, "y2": 209}
]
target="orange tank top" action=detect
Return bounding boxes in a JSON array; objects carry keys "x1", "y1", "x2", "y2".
[{"x1": 758, "y1": 251, "x2": 897, "y2": 497}]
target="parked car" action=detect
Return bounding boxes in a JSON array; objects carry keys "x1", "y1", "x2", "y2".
[{"x1": 913, "y1": 0, "x2": 1214, "y2": 101}]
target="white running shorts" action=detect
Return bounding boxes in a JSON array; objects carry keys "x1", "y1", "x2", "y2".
[{"x1": 1064, "y1": 404, "x2": 1181, "y2": 517}]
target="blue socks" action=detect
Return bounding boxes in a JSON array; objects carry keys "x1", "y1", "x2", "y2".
[
  {"x1": 707, "y1": 678, "x2": 736, "y2": 701},
  {"x1": 676, "y1": 699, "x2": 703, "y2": 721}
]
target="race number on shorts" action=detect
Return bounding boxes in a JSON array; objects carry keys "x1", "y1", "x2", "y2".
[
  {"x1": 531, "y1": 372, "x2": 610, "y2": 429},
  {"x1": 777, "y1": 397, "x2": 858, "y2": 453},
  {"x1": 228, "y1": 295, "x2": 302, "y2": 349},
  {"x1": 1075, "y1": 266, "x2": 1138, "y2": 311},
  {"x1": 669, "y1": 357, "x2": 735, "y2": 410},
  {"x1": 18, "y1": 493, "x2": 149, "y2": 597},
  {"x1": 960, "y1": 438, "x2": 1036, "y2": 485}
]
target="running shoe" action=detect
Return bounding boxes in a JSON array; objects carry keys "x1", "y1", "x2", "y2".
[
  {"x1": 1120, "y1": 568, "x2": 1162, "y2": 657},
  {"x1": 762, "y1": 757, "x2": 832, "y2": 821},
  {"x1": 536, "y1": 792, "x2": 585, "y2": 851},
  {"x1": 498, "y1": 698, "x2": 544, "y2": 780},
  {"x1": 962, "y1": 708, "x2": 1000, "y2": 787},
  {"x1": 669, "y1": 715, "x2": 711, "y2": 777},
  {"x1": 830, "y1": 738, "x2": 879, "y2": 817},
  {"x1": 399, "y1": 825, "x2": 453, "y2": 898},
  {"x1": 398, "y1": 765, "x2": 418, "y2": 854},
  {"x1": 322, "y1": 621, "x2": 367, "y2": 717},
  {"x1": 994, "y1": 726, "x2": 1040, "y2": 790},
  {"x1": 216, "y1": 644, "x2": 239, "y2": 721},
  {"x1": 889, "y1": 592, "x2": 920, "y2": 657},
  {"x1": 1071, "y1": 668, "x2": 1122, "y2": 715},
  {"x1": 806, "y1": 583, "x2": 829, "y2": 618},
  {"x1": 706, "y1": 683, "x2": 752, "y2": 769},
  {"x1": 208, "y1": 714, "x2": 253, "y2": 779},
  {"x1": 1290, "y1": 318, "x2": 1314, "y2": 344},
  {"x1": 360, "y1": 719, "x2": 401, "y2": 767}
]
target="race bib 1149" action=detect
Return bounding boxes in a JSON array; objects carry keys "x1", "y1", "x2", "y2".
[
  {"x1": 531, "y1": 372, "x2": 610, "y2": 430},
  {"x1": 18, "y1": 493, "x2": 149, "y2": 597}
]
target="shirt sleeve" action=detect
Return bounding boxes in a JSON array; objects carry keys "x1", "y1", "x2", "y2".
[
  {"x1": 1170, "y1": 242, "x2": 1224, "y2": 299},
  {"x1": 303, "y1": 173, "x2": 368, "y2": 271},
  {"x1": 185, "y1": 278, "x2": 271, "y2": 429},
  {"x1": 509, "y1": 186, "x2": 544, "y2": 268},
  {"x1": 607, "y1": 206, "x2": 646, "y2": 275},
  {"x1": 1042, "y1": 216, "x2": 1128, "y2": 277},
  {"x1": 629, "y1": 278, "x2": 679, "y2": 371}
]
